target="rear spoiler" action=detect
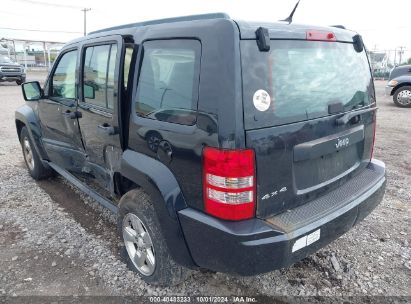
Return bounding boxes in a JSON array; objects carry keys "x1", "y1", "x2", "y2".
[{"x1": 254, "y1": 26, "x2": 364, "y2": 53}]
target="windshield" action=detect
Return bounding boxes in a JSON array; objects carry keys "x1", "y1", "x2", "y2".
[
  {"x1": 0, "y1": 55, "x2": 14, "y2": 63},
  {"x1": 241, "y1": 40, "x2": 373, "y2": 129}
]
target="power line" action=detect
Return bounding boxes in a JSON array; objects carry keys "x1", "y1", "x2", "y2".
[
  {"x1": 0, "y1": 26, "x2": 82, "y2": 34},
  {"x1": 0, "y1": 10, "x2": 28, "y2": 17},
  {"x1": 11, "y1": 0, "x2": 83, "y2": 9}
]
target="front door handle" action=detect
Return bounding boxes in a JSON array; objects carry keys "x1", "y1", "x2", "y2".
[
  {"x1": 97, "y1": 123, "x2": 117, "y2": 135},
  {"x1": 62, "y1": 110, "x2": 82, "y2": 119}
]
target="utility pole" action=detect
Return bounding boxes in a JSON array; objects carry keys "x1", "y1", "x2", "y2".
[
  {"x1": 394, "y1": 48, "x2": 397, "y2": 66},
  {"x1": 398, "y1": 46, "x2": 405, "y2": 65},
  {"x1": 23, "y1": 43, "x2": 27, "y2": 70},
  {"x1": 43, "y1": 41, "x2": 47, "y2": 68},
  {"x1": 81, "y1": 8, "x2": 91, "y2": 36}
]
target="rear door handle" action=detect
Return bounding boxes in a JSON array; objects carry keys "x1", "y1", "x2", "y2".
[
  {"x1": 97, "y1": 123, "x2": 117, "y2": 135},
  {"x1": 62, "y1": 110, "x2": 82, "y2": 119}
]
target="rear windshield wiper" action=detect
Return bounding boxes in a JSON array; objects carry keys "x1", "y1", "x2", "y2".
[{"x1": 335, "y1": 107, "x2": 377, "y2": 125}]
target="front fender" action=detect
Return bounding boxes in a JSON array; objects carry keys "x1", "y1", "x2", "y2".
[
  {"x1": 15, "y1": 104, "x2": 48, "y2": 161},
  {"x1": 390, "y1": 77, "x2": 411, "y2": 95},
  {"x1": 119, "y1": 149, "x2": 195, "y2": 268}
]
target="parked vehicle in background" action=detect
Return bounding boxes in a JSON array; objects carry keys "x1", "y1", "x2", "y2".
[
  {"x1": 15, "y1": 13, "x2": 386, "y2": 286},
  {"x1": 0, "y1": 55, "x2": 26, "y2": 85},
  {"x1": 385, "y1": 65, "x2": 411, "y2": 107}
]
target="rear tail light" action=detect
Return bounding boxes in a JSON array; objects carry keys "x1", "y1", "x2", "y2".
[
  {"x1": 306, "y1": 30, "x2": 337, "y2": 41},
  {"x1": 202, "y1": 147, "x2": 256, "y2": 221}
]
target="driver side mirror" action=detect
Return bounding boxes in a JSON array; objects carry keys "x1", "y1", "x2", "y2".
[{"x1": 22, "y1": 81, "x2": 43, "y2": 101}]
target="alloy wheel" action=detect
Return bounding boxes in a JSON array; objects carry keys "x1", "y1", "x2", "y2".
[
  {"x1": 397, "y1": 89, "x2": 411, "y2": 106},
  {"x1": 122, "y1": 213, "x2": 156, "y2": 276},
  {"x1": 22, "y1": 137, "x2": 35, "y2": 171}
]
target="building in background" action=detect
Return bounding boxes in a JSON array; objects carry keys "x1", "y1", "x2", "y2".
[
  {"x1": 369, "y1": 51, "x2": 390, "y2": 79},
  {"x1": 0, "y1": 38, "x2": 64, "y2": 71}
]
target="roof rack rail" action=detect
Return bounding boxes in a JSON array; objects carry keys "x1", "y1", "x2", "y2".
[
  {"x1": 89, "y1": 13, "x2": 230, "y2": 35},
  {"x1": 330, "y1": 25, "x2": 346, "y2": 29}
]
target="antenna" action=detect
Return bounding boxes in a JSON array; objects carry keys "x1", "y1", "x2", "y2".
[{"x1": 280, "y1": 0, "x2": 300, "y2": 24}]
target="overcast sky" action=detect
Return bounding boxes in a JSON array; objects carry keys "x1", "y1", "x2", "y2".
[{"x1": 1, "y1": 0, "x2": 410, "y2": 55}]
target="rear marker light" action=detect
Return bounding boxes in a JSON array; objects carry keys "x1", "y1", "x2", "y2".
[{"x1": 203, "y1": 147, "x2": 256, "y2": 221}]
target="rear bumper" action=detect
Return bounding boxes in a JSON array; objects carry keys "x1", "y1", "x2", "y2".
[{"x1": 178, "y1": 159, "x2": 386, "y2": 276}]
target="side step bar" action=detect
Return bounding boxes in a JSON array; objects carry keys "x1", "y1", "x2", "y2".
[{"x1": 47, "y1": 162, "x2": 118, "y2": 214}]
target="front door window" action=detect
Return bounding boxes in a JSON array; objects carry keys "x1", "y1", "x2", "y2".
[{"x1": 51, "y1": 50, "x2": 77, "y2": 100}]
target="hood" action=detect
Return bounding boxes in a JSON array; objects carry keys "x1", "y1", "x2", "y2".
[{"x1": 0, "y1": 62, "x2": 21, "y2": 67}]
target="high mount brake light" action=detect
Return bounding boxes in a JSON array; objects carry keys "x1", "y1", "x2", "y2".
[
  {"x1": 306, "y1": 30, "x2": 337, "y2": 42},
  {"x1": 202, "y1": 147, "x2": 256, "y2": 221}
]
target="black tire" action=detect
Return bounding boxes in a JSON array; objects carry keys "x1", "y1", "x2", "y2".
[
  {"x1": 20, "y1": 126, "x2": 53, "y2": 180},
  {"x1": 117, "y1": 189, "x2": 190, "y2": 286},
  {"x1": 16, "y1": 80, "x2": 23, "y2": 85},
  {"x1": 393, "y1": 86, "x2": 411, "y2": 108}
]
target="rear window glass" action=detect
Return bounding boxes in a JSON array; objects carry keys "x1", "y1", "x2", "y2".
[
  {"x1": 241, "y1": 40, "x2": 373, "y2": 129},
  {"x1": 390, "y1": 66, "x2": 411, "y2": 80}
]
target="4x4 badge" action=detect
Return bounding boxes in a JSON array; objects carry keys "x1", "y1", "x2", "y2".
[{"x1": 262, "y1": 186, "x2": 287, "y2": 200}]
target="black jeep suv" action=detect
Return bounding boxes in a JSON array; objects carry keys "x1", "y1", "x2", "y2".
[
  {"x1": 0, "y1": 55, "x2": 26, "y2": 85},
  {"x1": 15, "y1": 13, "x2": 386, "y2": 286}
]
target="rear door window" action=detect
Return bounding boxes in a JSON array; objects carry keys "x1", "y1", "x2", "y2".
[
  {"x1": 241, "y1": 40, "x2": 373, "y2": 129},
  {"x1": 135, "y1": 39, "x2": 201, "y2": 126},
  {"x1": 83, "y1": 44, "x2": 117, "y2": 110}
]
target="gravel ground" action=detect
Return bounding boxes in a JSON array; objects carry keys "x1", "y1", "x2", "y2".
[{"x1": 0, "y1": 75, "x2": 410, "y2": 299}]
